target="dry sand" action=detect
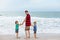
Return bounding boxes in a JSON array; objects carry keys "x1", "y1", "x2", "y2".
[{"x1": 0, "y1": 33, "x2": 60, "y2": 40}]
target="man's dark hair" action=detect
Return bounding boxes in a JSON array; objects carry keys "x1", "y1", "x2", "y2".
[{"x1": 25, "y1": 10, "x2": 28, "y2": 12}]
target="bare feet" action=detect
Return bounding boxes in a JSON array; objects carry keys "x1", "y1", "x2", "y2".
[
  {"x1": 16, "y1": 37, "x2": 20, "y2": 39},
  {"x1": 34, "y1": 37, "x2": 38, "y2": 39},
  {"x1": 28, "y1": 36, "x2": 30, "y2": 39}
]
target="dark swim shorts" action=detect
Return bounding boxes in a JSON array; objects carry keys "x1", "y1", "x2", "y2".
[
  {"x1": 15, "y1": 29, "x2": 18, "y2": 33},
  {"x1": 34, "y1": 31, "x2": 36, "y2": 34}
]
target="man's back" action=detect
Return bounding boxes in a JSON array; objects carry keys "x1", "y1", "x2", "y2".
[{"x1": 25, "y1": 14, "x2": 31, "y2": 26}]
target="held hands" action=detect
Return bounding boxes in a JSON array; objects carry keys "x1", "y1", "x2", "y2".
[
  {"x1": 19, "y1": 23, "x2": 23, "y2": 26},
  {"x1": 31, "y1": 24, "x2": 34, "y2": 26}
]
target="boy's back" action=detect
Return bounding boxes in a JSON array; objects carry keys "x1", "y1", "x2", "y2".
[
  {"x1": 33, "y1": 24, "x2": 37, "y2": 31},
  {"x1": 15, "y1": 24, "x2": 19, "y2": 30}
]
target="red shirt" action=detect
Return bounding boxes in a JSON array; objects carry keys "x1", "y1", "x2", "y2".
[{"x1": 25, "y1": 14, "x2": 31, "y2": 26}]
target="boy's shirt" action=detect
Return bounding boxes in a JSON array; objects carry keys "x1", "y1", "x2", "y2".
[
  {"x1": 15, "y1": 24, "x2": 19, "y2": 30},
  {"x1": 33, "y1": 24, "x2": 37, "y2": 31}
]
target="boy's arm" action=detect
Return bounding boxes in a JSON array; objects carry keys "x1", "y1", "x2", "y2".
[{"x1": 19, "y1": 24, "x2": 21, "y2": 26}]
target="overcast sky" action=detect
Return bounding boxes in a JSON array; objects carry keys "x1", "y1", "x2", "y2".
[{"x1": 0, "y1": 0, "x2": 60, "y2": 11}]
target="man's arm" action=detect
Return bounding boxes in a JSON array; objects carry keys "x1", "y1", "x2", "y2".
[{"x1": 21, "y1": 18, "x2": 26, "y2": 25}]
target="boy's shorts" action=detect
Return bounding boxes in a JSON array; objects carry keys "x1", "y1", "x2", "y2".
[
  {"x1": 34, "y1": 31, "x2": 36, "y2": 34},
  {"x1": 15, "y1": 29, "x2": 18, "y2": 33},
  {"x1": 25, "y1": 26, "x2": 30, "y2": 31}
]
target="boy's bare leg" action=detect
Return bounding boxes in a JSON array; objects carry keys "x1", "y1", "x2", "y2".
[
  {"x1": 16, "y1": 33, "x2": 18, "y2": 38},
  {"x1": 34, "y1": 33, "x2": 36, "y2": 38}
]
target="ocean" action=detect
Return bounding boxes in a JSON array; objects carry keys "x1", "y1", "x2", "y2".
[
  {"x1": 0, "y1": 11, "x2": 60, "y2": 18},
  {"x1": 0, "y1": 11, "x2": 60, "y2": 35}
]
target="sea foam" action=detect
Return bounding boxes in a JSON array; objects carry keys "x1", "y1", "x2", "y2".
[{"x1": 0, "y1": 16, "x2": 60, "y2": 35}]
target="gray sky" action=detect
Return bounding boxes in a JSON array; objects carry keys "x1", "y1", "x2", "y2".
[{"x1": 0, "y1": 0, "x2": 60, "y2": 11}]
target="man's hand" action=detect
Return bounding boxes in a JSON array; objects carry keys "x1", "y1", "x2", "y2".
[{"x1": 19, "y1": 23, "x2": 22, "y2": 26}]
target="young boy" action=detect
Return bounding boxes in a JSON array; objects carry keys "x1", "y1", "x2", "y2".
[
  {"x1": 33, "y1": 21, "x2": 37, "y2": 38},
  {"x1": 15, "y1": 20, "x2": 20, "y2": 38}
]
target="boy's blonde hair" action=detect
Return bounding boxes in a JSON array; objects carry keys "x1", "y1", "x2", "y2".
[
  {"x1": 34, "y1": 21, "x2": 37, "y2": 24},
  {"x1": 15, "y1": 21, "x2": 18, "y2": 24}
]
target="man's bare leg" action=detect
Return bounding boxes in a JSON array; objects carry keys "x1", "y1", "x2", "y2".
[
  {"x1": 25, "y1": 31, "x2": 28, "y2": 39},
  {"x1": 28, "y1": 30, "x2": 30, "y2": 38}
]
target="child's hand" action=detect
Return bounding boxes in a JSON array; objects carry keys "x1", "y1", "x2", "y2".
[{"x1": 19, "y1": 23, "x2": 22, "y2": 26}]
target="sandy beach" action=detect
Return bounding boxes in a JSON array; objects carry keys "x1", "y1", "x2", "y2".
[{"x1": 0, "y1": 33, "x2": 60, "y2": 40}]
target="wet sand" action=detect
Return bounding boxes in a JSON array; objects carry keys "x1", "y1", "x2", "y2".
[{"x1": 0, "y1": 33, "x2": 60, "y2": 40}]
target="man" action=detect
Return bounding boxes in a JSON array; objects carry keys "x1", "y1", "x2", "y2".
[{"x1": 21, "y1": 10, "x2": 31, "y2": 38}]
